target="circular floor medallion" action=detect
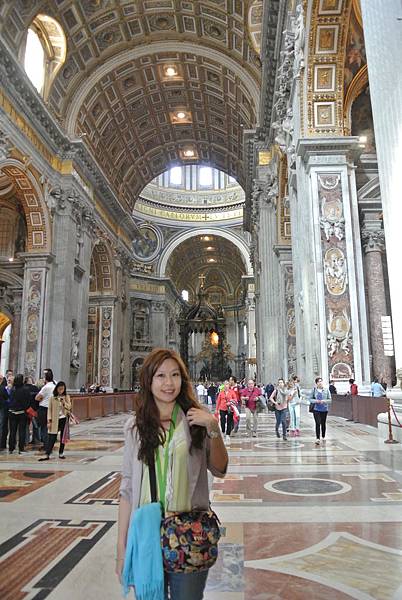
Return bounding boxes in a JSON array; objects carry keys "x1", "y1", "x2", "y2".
[{"x1": 264, "y1": 478, "x2": 351, "y2": 496}]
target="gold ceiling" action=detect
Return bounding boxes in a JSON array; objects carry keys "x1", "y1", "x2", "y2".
[
  {"x1": 166, "y1": 234, "x2": 246, "y2": 303},
  {"x1": 1, "y1": 0, "x2": 262, "y2": 209}
]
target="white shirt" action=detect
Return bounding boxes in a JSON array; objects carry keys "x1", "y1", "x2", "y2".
[
  {"x1": 38, "y1": 382, "x2": 56, "y2": 408},
  {"x1": 196, "y1": 384, "x2": 206, "y2": 396}
]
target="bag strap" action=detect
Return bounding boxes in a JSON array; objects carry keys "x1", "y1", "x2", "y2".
[{"x1": 148, "y1": 454, "x2": 158, "y2": 503}]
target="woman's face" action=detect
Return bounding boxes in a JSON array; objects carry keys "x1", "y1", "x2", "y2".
[
  {"x1": 151, "y1": 358, "x2": 182, "y2": 406},
  {"x1": 58, "y1": 385, "x2": 65, "y2": 395},
  {"x1": 224, "y1": 381, "x2": 230, "y2": 391},
  {"x1": 316, "y1": 378, "x2": 323, "y2": 389}
]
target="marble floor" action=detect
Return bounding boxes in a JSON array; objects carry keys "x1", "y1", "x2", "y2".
[{"x1": 1, "y1": 408, "x2": 402, "y2": 600}]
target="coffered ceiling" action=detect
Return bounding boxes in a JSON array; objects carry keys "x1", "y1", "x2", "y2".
[
  {"x1": 1, "y1": 0, "x2": 262, "y2": 209},
  {"x1": 166, "y1": 234, "x2": 246, "y2": 303}
]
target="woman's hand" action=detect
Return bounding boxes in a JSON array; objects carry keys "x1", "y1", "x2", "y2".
[
  {"x1": 186, "y1": 407, "x2": 216, "y2": 430},
  {"x1": 115, "y1": 558, "x2": 124, "y2": 582}
]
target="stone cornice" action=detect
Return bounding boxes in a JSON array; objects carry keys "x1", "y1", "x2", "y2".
[
  {"x1": 297, "y1": 137, "x2": 363, "y2": 166},
  {"x1": 0, "y1": 37, "x2": 136, "y2": 239}
]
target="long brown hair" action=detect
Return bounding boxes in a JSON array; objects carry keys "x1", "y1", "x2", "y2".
[{"x1": 136, "y1": 348, "x2": 206, "y2": 465}]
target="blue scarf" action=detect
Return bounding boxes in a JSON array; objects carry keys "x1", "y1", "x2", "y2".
[{"x1": 122, "y1": 501, "x2": 164, "y2": 600}]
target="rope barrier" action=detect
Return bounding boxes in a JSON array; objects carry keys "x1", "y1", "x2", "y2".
[
  {"x1": 391, "y1": 405, "x2": 402, "y2": 428},
  {"x1": 384, "y1": 399, "x2": 400, "y2": 444}
]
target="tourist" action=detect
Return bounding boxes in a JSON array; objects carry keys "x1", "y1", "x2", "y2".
[
  {"x1": 287, "y1": 379, "x2": 301, "y2": 437},
  {"x1": 329, "y1": 380, "x2": 337, "y2": 394},
  {"x1": 216, "y1": 380, "x2": 238, "y2": 443},
  {"x1": 229, "y1": 376, "x2": 241, "y2": 434},
  {"x1": 349, "y1": 378, "x2": 358, "y2": 395},
  {"x1": 371, "y1": 377, "x2": 386, "y2": 397},
  {"x1": 8, "y1": 374, "x2": 30, "y2": 454},
  {"x1": 196, "y1": 381, "x2": 207, "y2": 404},
  {"x1": 0, "y1": 371, "x2": 14, "y2": 449},
  {"x1": 311, "y1": 377, "x2": 332, "y2": 446},
  {"x1": 35, "y1": 369, "x2": 56, "y2": 449},
  {"x1": 24, "y1": 376, "x2": 40, "y2": 446},
  {"x1": 270, "y1": 378, "x2": 289, "y2": 441},
  {"x1": 39, "y1": 381, "x2": 72, "y2": 461},
  {"x1": 207, "y1": 382, "x2": 218, "y2": 406},
  {"x1": 241, "y1": 379, "x2": 262, "y2": 437},
  {"x1": 116, "y1": 348, "x2": 227, "y2": 599}
]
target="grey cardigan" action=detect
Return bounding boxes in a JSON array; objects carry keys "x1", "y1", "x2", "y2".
[{"x1": 119, "y1": 410, "x2": 227, "y2": 515}]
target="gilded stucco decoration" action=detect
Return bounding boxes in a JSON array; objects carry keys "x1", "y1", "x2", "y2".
[
  {"x1": 306, "y1": 0, "x2": 353, "y2": 136},
  {"x1": 0, "y1": 164, "x2": 51, "y2": 252},
  {"x1": 90, "y1": 242, "x2": 115, "y2": 293},
  {"x1": 1, "y1": 1, "x2": 261, "y2": 208}
]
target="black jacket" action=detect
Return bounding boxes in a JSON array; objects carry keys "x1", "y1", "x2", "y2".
[
  {"x1": 9, "y1": 386, "x2": 31, "y2": 412},
  {"x1": 0, "y1": 384, "x2": 12, "y2": 409}
]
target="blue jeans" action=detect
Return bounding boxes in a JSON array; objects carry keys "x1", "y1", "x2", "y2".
[
  {"x1": 37, "y1": 406, "x2": 48, "y2": 447},
  {"x1": 165, "y1": 569, "x2": 208, "y2": 600},
  {"x1": 0, "y1": 407, "x2": 9, "y2": 448},
  {"x1": 275, "y1": 408, "x2": 289, "y2": 436}
]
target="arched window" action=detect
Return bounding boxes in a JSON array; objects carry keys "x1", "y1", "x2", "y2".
[{"x1": 22, "y1": 15, "x2": 66, "y2": 99}]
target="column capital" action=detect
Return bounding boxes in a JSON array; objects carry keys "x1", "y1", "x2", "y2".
[
  {"x1": 19, "y1": 252, "x2": 55, "y2": 268},
  {"x1": 361, "y1": 227, "x2": 385, "y2": 253}
]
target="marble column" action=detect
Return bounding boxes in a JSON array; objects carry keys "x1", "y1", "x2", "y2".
[
  {"x1": 296, "y1": 138, "x2": 371, "y2": 389},
  {"x1": 258, "y1": 197, "x2": 281, "y2": 383},
  {"x1": 361, "y1": 227, "x2": 393, "y2": 386},
  {"x1": 18, "y1": 253, "x2": 53, "y2": 379},
  {"x1": 360, "y1": 0, "x2": 402, "y2": 374},
  {"x1": 246, "y1": 283, "x2": 256, "y2": 380},
  {"x1": 7, "y1": 288, "x2": 22, "y2": 372}
]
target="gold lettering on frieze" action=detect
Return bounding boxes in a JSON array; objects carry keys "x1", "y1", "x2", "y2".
[
  {"x1": 130, "y1": 281, "x2": 165, "y2": 294},
  {"x1": 137, "y1": 203, "x2": 243, "y2": 222}
]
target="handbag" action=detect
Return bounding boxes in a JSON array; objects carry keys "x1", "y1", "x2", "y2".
[
  {"x1": 26, "y1": 407, "x2": 38, "y2": 419},
  {"x1": 256, "y1": 395, "x2": 267, "y2": 412},
  {"x1": 309, "y1": 388, "x2": 316, "y2": 413},
  {"x1": 148, "y1": 406, "x2": 221, "y2": 574},
  {"x1": 69, "y1": 412, "x2": 80, "y2": 425}
]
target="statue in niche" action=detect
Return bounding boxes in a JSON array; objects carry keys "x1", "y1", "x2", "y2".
[
  {"x1": 324, "y1": 247, "x2": 348, "y2": 295},
  {"x1": 70, "y1": 327, "x2": 80, "y2": 369}
]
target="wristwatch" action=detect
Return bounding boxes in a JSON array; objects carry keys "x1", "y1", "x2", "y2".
[{"x1": 207, "y1": 426, "x2": 221, "y2": 439}]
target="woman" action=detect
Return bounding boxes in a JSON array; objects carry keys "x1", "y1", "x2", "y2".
[
  {"x1": 287, "y1": 379, "x2": 301, "y2": 437},
  {"x1": 116, "y1": 348, "x2": 228, "y2": 600},
  {"x1": 311, "y1": 377, "x2": 332, "y2": 446},
  {"x1": 8, "y1": 374, "x2": 30, "y2": 454},
  {"x1": 215, "y1": 380, "x2": 238, "y2": 443},
  {"x1": 39, "y1": 381, "x2": 71, "y2": 461},
  {"x1": 270, "y1": 378, "x2": 289, "y2": 441}
]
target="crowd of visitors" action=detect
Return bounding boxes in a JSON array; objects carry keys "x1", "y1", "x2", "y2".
[{"x1": 0, "y1": 367, "x2": 74, "y2": 460}]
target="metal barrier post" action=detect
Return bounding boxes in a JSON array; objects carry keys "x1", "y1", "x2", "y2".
[{"x1": 384, "y1": 399, "x2": 399, "y2": 444}]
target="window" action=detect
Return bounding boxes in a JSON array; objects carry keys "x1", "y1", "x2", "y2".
[
  {"x1": 24, "y1": 29, "x2": 46, "y2": 93},
  {"x1": 23, "y1": 15, "x2": 66, "y2": 99},
  {"x1": 169, "y1": 166, "x2": 182, "y2": 185},
  {"x1": 181, "y1": 290, "x2": 189, "y2": 302},
  {"x1": 199, "y1": 167, "x2": 213, "y2": 187}
]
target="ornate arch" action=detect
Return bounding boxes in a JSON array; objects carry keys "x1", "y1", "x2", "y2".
[
  {"x1": 158, "y1": 228, "x2": 253, "y2": 277},
  {"x1": 0, "y1": 161, "x2": 51, "y2": 252},
  {"x1": 89, "y1": 241, "x2": 116, "y2": 295}
]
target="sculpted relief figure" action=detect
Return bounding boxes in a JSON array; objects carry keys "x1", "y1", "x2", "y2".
[
  {"x1": 293, "y1": 2, "x2": 305, "y2": 77},
  {"x1": 70, "y1": 327, "x2": 80, "y2": 370},
  {"x1": 327, "y1": 308, "x2": 352, "y2": 357},
  {"x1": 324, "y1": 247, "x2": 348, "y2": 295}
]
